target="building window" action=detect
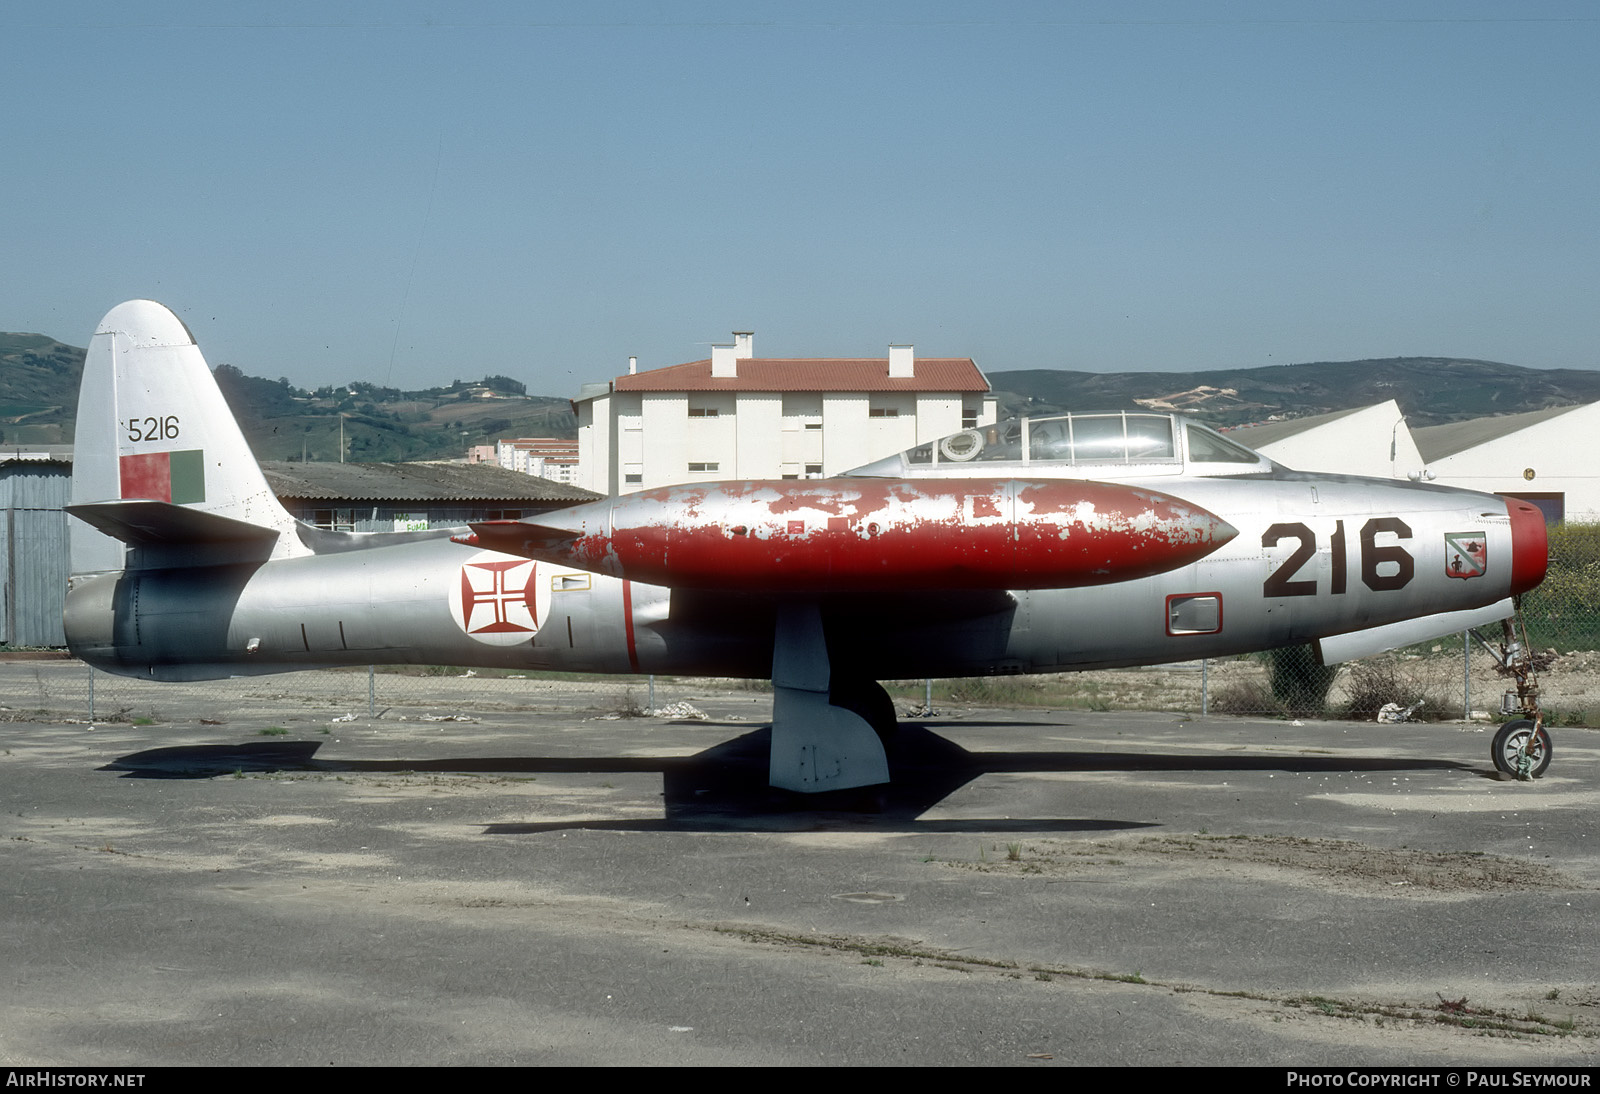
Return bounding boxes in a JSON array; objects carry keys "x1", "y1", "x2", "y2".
[
  {"x1": 804, "y1": 421, "x2": 822, "y2": 430},
  {"x1": 485, "y1": 509, "x2": 523, "y2": 521},
  {"x1": 687, "y1": 407, "x2": 719, "y2": 418},
  {"x1": 688, "y1": 462, "x2": 719, "y2": 472},
  {"x1": 869, "y1": 396, "x2": 909, "y2": 419},
  {"x1": 624, "y1": 473, "x2": 642, "y2": 485},
  {"x1": 805, "y1": 463, "x2": 823, "y2": 477}
]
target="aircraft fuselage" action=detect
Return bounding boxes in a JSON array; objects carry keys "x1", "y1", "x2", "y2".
[{"x1": 66, "y1": 469, "x2": 1538, "y2": 682}]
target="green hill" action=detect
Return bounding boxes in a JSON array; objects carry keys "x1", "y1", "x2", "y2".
[
  {"x1": 0, "y1": 335, "x2": 576, "y2": 459},
  {"x1": 8, "y1": 327, "x2": 1600, "y2": 457},
  {"x1": 210, "y1": 367, "x2": 576, "y2": 463},
  {"x1": 986, "y1": 358, "x2": 1600, "y2": 429},
  {"x1": 0, "y1": 333, "x2": 83, "y2": 444}
]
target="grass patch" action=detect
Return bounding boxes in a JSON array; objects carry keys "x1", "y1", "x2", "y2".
[
  {"x1": 1207, "y1": 679, "x2": 1284, "y2": 717},
  {"x1": 881, "y1": 674, "x2": 1168, "y2": 711},
  {"x1": 1338, "y1": 657, "x2": 1446, "y2": 722}
]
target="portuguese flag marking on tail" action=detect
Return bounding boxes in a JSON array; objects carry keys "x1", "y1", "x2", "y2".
[{"x1": 120, "y1": 450, "x2": 206, "y2": 504}]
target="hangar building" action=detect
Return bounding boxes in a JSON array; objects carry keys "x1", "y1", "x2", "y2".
[
  {"x1": 1225, "y1": 401, "x2": 1424, "y2": 480},
  {"x1": 1413, "y1": 403, "x2": 1600, "y2": 523},
  {"x1": 1227, "y1": 399, "x2": 1595, "y2": 524}
]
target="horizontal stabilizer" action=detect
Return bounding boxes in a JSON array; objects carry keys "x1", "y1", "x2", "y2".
[
  {"x1": 66, "y1": 499, "x2": 282, "y2": 548},
  {"x1": 1316, "y1": 598, "x2": 1514, "y2": 665},
  {"x1": 456, "y1": 519, "x2": 581, "y2": 558}
]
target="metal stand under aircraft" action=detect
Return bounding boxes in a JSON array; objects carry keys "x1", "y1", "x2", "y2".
[{"x1": 768, "y1": 604, "x2": 891, "y2": 793}]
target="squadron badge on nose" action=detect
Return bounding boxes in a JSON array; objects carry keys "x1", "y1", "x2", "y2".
[{"x1": 1444, "y1": 531, "x2": 1487, "y2": 580}]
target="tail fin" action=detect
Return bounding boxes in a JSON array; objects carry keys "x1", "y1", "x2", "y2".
[{"x1": 69, "y1": 300, "x2": 307, "y2": 574}]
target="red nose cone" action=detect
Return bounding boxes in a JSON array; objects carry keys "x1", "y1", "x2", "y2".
[{"x1": 1507, "y1": 499, "x2": 1548, "y2": 596}]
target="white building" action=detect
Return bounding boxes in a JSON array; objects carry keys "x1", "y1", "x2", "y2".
[
  {"x1": 1225, "y1": 400, "x2": 1425, "y2": 480},
  {"x1": 575, "y1": 333, "x2": 996, "y2": 494},
  {"x1": 466, "y1": 439, "x2": 580, "y2": 486},
  {"x1": 496, "y1": 438, "x2": 580, "y2": 485},
  {"x1": 1414, "y1": 403, "x2": 1600, "y2": 523}
]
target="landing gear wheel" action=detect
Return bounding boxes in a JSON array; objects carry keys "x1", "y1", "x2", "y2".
[{"x1": 1491, "y1": 719, "x2": 1552, "y2": 779}]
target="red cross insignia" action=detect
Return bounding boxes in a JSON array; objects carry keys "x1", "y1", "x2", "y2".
[{"x1": 458, "y1": 558, "x2": 537, "y2": 634}]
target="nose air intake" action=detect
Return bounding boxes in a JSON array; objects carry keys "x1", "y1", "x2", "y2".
[{"x1": 1507, "y1": 499, "x2": 1548, "y2": 596}]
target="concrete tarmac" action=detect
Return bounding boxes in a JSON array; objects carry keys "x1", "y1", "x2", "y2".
[{"x1": 2, "y1": 699, "x2": 1597, "y2": 1066}]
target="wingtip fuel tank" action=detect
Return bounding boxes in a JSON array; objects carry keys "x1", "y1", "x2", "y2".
[{"x1": 458, "y1": 478, "x2": 1238, "y2": 592}]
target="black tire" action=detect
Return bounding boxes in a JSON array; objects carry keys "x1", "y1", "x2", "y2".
[{"x1": 1492, "y1": 719, "x2": 1552, "y2": 779}]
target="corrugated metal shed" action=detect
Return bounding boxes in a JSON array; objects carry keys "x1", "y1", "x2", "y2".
[
  {"x1": 259, "y1": 460, "x2": 600, "y2": 533},
  {"x1": 260, "y1": 461, "x2": 598, "y2": 503},
  {"x1": 1, "y1": 457, "x2": 71, "y2": 646}
]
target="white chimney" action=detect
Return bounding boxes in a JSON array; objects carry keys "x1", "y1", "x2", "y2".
[
  {"x1": 628, "y1": 355, "x2": 637, "y2": 375},
  {"x1": 888, "y1": 344, "x2": 914, "y2": 378},
  {"x1": 712, "y1": 331, "x2": 752, "y2": 378}
]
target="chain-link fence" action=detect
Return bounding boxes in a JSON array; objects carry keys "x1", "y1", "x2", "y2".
[
  {"x1": 0, "y1": 660, "x2": 732, "y2": 726},
  {"x1": 3, "y1": 526, "x2": 1593, "y2": 726},
  {"x1": 1184, "y1": 523, "x2": 1597, "y2": 725}
]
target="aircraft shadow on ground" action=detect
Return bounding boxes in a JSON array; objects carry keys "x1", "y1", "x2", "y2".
[{"x1": 101, "y1": 723, "x2": 1476, "y2": 833}]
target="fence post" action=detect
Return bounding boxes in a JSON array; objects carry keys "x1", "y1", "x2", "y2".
[
  {"x1": 368, "y1": 665, "x2": 375, "y2": 717},
  {"x1": 1201, "y1": 659, "x2": 1208, "y2": 716},
  {"x1": 648, "y1": 674, "x2": 655, "y2": 714},
  {"x1": 88, "y1": 663, "x2": 95, "y2": 722},
  {"x1": 1462, "y1": 629, "x2": 1470, "y2": 721}
]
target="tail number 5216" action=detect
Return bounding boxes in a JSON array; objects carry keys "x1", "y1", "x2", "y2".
[{"x1": 126, "y1": 415, "x2": 181, "y2": 443}]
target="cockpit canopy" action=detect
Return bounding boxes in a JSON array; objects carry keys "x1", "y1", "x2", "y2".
[{"x1": 844, "y1": 412, "x2": 1275, "y2": 479}]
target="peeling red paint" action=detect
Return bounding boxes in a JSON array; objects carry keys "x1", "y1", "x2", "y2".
[
  {"x1": 971, "y1": 495, "x2": 1001, "y2": 519},
  {"x1": 469, "y1": 478, "x2": 1238, "y2": 592}
]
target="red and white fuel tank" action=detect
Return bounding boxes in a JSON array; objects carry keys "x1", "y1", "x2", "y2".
[{"x1": 456, "y1": 477, "x2": 1238, "y2": 592}]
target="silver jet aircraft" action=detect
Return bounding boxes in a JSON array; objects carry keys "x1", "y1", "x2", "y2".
[{"x1": 65, "y1": 300, "x2": 1551, "y2": 792}]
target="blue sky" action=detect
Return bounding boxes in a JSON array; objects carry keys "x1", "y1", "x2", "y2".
[{"x1": 5, "y1": 0, "x2": 1597, "y2": 393}]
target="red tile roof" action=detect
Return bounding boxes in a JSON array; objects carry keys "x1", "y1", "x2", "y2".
[{"x1": 613, "y1": 357, "x2": 989, "y2": 393}]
